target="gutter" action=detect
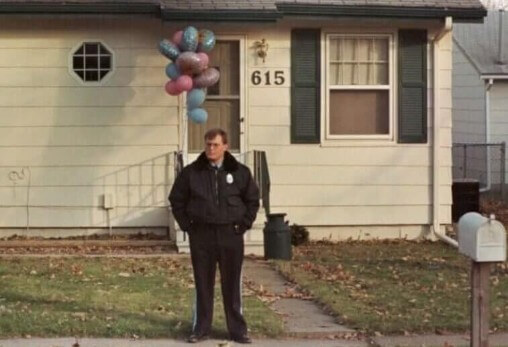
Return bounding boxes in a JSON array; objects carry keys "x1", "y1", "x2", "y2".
[
  {"x1": 498, "y1": 9, "x2": 506, "y2": 65},
  {"x1": 0, "y1": 2, "x2": 160, "y2": 14},
  {"x1": 481, "y1": 75, "x2": 508, "y2": 79},
  {"x1": 161, "y1": 9, "x2": 281, "y2": 22},
  {"x1": 276, "y1": 4, "x2": 486, "y2": 22},
  {"x1": 482, "y1": 79, "x2": 494, "y2": 193},
  {"x1": 431, "y1": 16, "x2": 458, "y2": 248}
]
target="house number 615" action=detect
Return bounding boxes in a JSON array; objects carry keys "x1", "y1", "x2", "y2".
[{"x1": 251, "y1": 70, "x2": 285, "y2": 86}]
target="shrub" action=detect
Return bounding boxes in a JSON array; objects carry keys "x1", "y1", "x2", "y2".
[{"x1": 290, "y1": 223, "x2": 309, "y2": 246}]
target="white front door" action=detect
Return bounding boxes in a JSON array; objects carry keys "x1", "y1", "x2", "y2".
[{"x1": 184, "y1": 37, "x2": 245, "y2": 164}]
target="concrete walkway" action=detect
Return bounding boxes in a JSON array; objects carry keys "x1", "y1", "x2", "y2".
[
  {"x1": 0, "y1": 337, "x2": 361, "y2": 347},
  {"x1": 243, "y1": 258, "x2": 354, "y2": 336},
  {"x1": 1, "y1": 334, "x2": 508, "y2": 347}
]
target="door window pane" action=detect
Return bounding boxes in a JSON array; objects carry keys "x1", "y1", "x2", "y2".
[
  {"x1": 188, "y1": 41, "x2": 240, "y2": 152},
  {"x1": 188, "y1": 100, "x2": 240, "y2": 151}
]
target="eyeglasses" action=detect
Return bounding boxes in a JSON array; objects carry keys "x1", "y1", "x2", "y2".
[{"x1": 205, "y1": 142, "x2": 223, "y2": 148}]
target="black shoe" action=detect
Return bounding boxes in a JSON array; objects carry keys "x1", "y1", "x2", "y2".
[
  {"x1": 186, "y1": 333, "x2": 208, "y2": 343},
  {"x1": 231, "y1": 335, "x2": 252, "y2": 344}
]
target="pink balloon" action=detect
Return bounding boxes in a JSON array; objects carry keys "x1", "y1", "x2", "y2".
[
  {"x1": 165, "y1": 80, "x2": 181, "y2": 96},
  {"x1": 172, "y1": 30, "x2": 183, "y2": 46},
  {"x1": 176, "y1": 75, "x2": 193, "y2": 92},
  {"x1": 197, "y1": 52, "x2": 209, "y2": 71}
]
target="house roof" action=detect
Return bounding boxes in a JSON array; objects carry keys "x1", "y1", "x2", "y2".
[
  {"x1": 0, "y1": 0, "x2": 486, "y2": 22},
  {"x1": 454, "y1": 10, "x2": 508, "y2": 76}
]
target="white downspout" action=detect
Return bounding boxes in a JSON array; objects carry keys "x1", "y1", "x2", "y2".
[
  {"x1": 432, "y1": 17, "x2": 458, "y2": 247},
  {"x1": 480, "y1": 79, "x2": 494, "y2": 193}
]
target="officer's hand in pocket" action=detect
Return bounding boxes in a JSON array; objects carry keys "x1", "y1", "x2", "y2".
[{"x1": 233, "y1": 223, "x2": 247, "y2": 235}]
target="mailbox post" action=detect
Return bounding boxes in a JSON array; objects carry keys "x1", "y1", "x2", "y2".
[{"x1": 458, "y1": 212, "x2": 507, "y2": 347}]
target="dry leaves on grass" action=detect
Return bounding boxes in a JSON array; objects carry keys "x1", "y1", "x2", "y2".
[
  {"x1": 481, "y1": 198, "x2": 508, "y2": 226},
  {"x1": 298, "y1": 261, "x2": 353, "y2": 282},
  {"x1": 0, "y1": 245, "x2": 173, "y2": 255}
]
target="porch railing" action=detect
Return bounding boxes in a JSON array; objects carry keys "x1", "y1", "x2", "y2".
[{"x1": 173, "y1": 150, "x2": 184, "y2": 178}]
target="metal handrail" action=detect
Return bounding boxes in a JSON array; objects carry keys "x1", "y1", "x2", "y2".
[
  {"x1": 253, "y1": 150, "x2": 271, "y2": 215},
  {"x1": 174, "y1": 150, "x2": 184, "y2": 177}
]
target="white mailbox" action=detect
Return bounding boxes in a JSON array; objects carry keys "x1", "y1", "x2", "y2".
[{"x1": 458, "y1": 212, "x2": 506, "y2": 262}]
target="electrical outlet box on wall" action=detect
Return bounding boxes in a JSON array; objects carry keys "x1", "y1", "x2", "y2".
[{"x1": 103, "y1": 194, "x2": 115, "y2": 210}]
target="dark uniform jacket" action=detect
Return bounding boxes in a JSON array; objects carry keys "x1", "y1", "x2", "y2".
[{"x1": 169, "y1": 151, "x2": 260, "y2": 234}]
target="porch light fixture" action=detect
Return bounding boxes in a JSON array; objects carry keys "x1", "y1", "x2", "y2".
[{"x1": 253, "y1": 38, "x2": 269, "y2": 63}]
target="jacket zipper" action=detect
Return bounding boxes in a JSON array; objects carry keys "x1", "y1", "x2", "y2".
[{"x1": 214, "y1": 169, "x2": 219, "y2": 206}]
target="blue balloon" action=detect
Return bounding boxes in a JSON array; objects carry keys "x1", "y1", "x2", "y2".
[
  {"x1": 186, "y1": 88, "x2": 206, "y2": 110},
  {"x1": 165, "y1": 63, "x2": 180, "y2": 80},
  {"x1": 181, "y1": 26, "x2": 199, "y2": 52},
  {"x1": 188, "y1": 108, "x2": 208, "y2": 124},
  {"x1": 158, "y1": 39, "x2": 180, "y2": 61},
  {"x1": 197, "y1": 29, "x2": 216, "y2": 53}
]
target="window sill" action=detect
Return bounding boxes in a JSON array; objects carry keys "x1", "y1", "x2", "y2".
[{"x1": 319, "y1": 138, "x2": 430, "y2": 147}]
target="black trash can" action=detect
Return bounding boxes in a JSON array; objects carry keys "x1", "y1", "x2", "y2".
[
  {"x1": 452, "y1": 178, "x2": 480, "y2": 222},
  {"x1": 263, "y1": 213, "x2": 292, "y2": 260}
]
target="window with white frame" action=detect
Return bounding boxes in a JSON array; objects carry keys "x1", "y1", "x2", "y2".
[
  {"x1": 72, "y1": 42, "x2": 112, "y2": 82},
  {"x1": 326, "y1": 34, "x2": 392, "y2": 138}
]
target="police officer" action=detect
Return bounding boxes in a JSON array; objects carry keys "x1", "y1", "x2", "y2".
[{"x1": 169, "y1": 128, "x2": 260, "y2": 344}]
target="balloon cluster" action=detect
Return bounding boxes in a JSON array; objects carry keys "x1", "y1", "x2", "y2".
[{"x1": 159, "y1": 26, "x2": 219, "y2": 124}]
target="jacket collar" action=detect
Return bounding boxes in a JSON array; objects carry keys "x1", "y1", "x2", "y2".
[{"x1": 195, "y1": 151, "x2": 239, "y2": 172}]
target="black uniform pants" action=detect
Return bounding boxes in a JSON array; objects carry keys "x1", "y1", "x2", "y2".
[{"x1": 188, "y1": 223, "x2": 246, "y2": 338}]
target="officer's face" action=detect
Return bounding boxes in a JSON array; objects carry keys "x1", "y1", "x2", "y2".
[{"x1": 205, "y1": 135, "x2": 228, "y2": 164}]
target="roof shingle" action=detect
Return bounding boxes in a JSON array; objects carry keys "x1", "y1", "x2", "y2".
[
  {"x1": 454, "y1": 10, "x2": 508, "y2": 75},
  {"x1": 0, "y1": 0, "x2": 486, "y2": 21},
  {"x1": 160, "y1": 0, "x2": 483, "y2": 10},
  {"x1": 0, "y1": 0, "x2": 484, "y2": 10}
]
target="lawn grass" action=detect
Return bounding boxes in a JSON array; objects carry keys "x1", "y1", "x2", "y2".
[
  {"x1": 0, "y1": 257, "x2": 284, "y2": 338},
  {"x1": 275, "y1": 240, "x2": 508, "y2": 335}
]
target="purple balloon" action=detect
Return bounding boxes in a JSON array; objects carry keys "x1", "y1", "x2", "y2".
[
  {"x1": 176, "y1": 52, "x2": 203, "y2": 76},
  {"x1": 193, "y1": 67, "x2": 220, "y2": 88}
]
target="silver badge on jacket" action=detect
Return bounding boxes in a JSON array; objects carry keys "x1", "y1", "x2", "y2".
[{"x1": 226, "y1": 173, "x2": 234, "y2": 184}]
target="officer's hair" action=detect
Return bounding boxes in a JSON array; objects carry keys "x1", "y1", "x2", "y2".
[{"x1": 204, "y1": 128, "x2": 228, "y2": 144}]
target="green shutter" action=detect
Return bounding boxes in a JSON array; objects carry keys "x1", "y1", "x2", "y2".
[
  {"x1": 398, "y1": 30, "x2": 427, "y2": 143},
  {"x1": 291, "y1": 29, "x2": 320, "y2": 143}
]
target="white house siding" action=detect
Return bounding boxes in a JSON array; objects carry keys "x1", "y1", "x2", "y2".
[
  {"x1": 451, "y1": 42, "x2": 487, "y2": 185},
  {"x1": 0, "y1": 16, "x2": 178, "y2": 234},
  {"x1": 238, "y1": 19, "x2": 452, "y2": 240},
  {"x1": 0, "y1": 16, "x2": 453, "y2": 241},
  {"x1": 489, "y1": 81, "x2": 508, "y2": 184}
]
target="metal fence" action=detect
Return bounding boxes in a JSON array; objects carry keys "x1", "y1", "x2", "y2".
[{"x1": 452, "y1": 142, "x2": 506, "y2": 200}]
